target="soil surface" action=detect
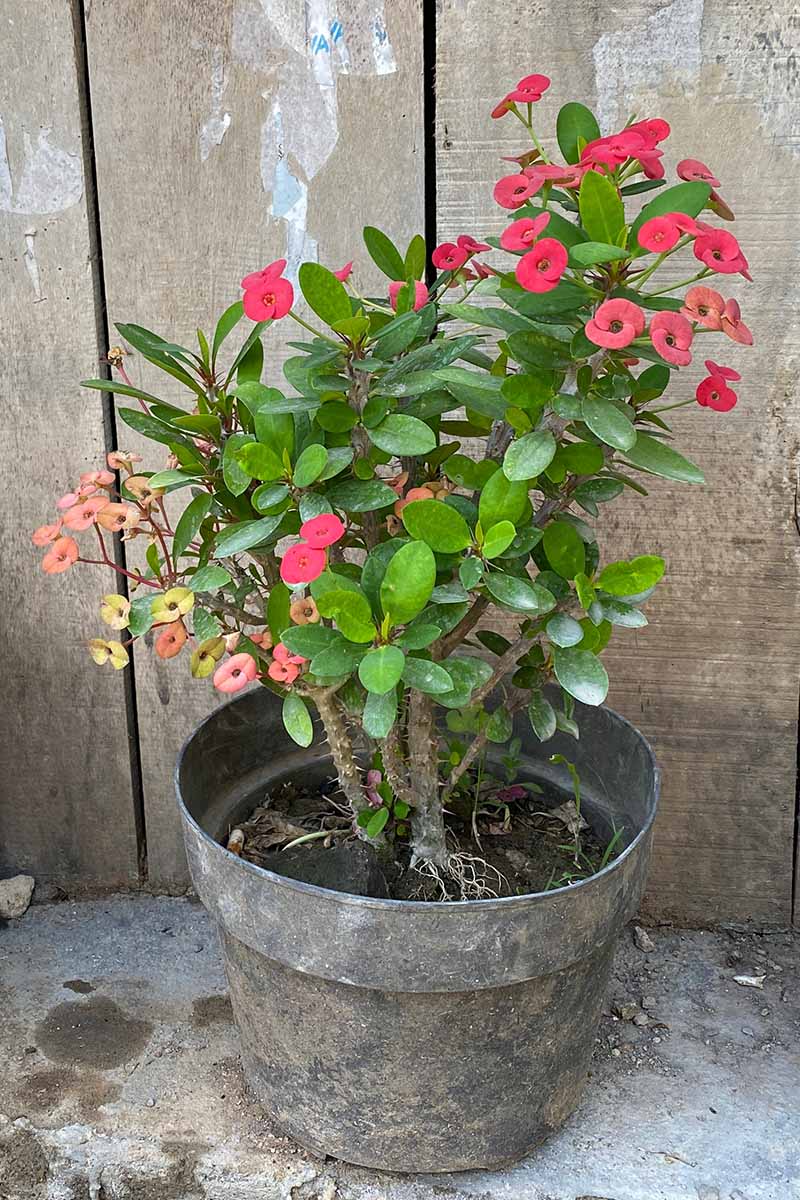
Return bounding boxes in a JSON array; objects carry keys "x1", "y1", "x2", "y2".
[{"x1": 229, "y1": 777, "x2": 620, "y2": 901}]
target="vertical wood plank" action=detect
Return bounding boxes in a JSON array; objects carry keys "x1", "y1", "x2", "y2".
[
  {"x1": 0, "y1": 0, "x2": 139, "y2": 885},
  {"x1": 84, "y1": 0, "x2": 424, "y2": 887},
  {"x1": 436, "y1": 0, "x2": 800, "y2": 923}
]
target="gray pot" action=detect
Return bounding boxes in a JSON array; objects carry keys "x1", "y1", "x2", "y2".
[{"x1": 176, "y1": 687, "x2": 659, "y2": 1173}]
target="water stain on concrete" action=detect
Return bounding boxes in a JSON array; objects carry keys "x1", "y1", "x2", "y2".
[
  {"x1": 13, "y1": 1065, "x2": 121, "y2": 1119},
  {"x1": 62, "y1": 979, "x2": 95, "y2": 994},
  {"x1": 35, "y1": 996, "x2": 152, "y2": 1069},
  {"x1": 191, "y1": 994, "x2": 233, "y2": 1027}
]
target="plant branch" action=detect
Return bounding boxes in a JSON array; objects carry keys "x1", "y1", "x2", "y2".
[{"x1": 443, "y1": 689, "x2": 528, "y2": 801}]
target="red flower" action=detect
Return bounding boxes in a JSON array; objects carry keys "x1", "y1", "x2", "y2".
[
  {"x1": 471, "y1": 260, "x2": 496, "y2": 279},
  {"x1": 682, "y1": 285, "x2": 725, "y2": 329},
  {"x1": 491, "y1": 95, "x2": 515, "y2": 119},
  {"x1": 677, "y1": 158, "x2": 720, "y2": 187},
  {"x1": 241, "y1": 259, "x2": 287, "y2": 290},
  {"x1": 493, "y1": 173, "x2": 540, "y2": 210},
  {"x1": 280, "y1": 542, "x2": 327, "y2": 585},
  {"x1": 721, "y1": 298, "x2": 753, "y2": 345},
  {"x1": 524, "y1": 163, "x2": 583, "y2": 188},
  {"x1": 627, "y1": 118, "x2": 671, "y2": 147},
  {"x1": 637, "y1": 211, "x2": 698, "y2": 252},
  {"x1": 213, "y1": 653, "x2": 259, "y2": 694},
  {"x1": 432, "y1": 242, "x2": 470, "y2": 271},
  {"x1": 696, "y1": 361, "x2": 741, "y2": 412},
  {"x1": 704, "y1": 358, "x2": 741, "y2": 381},
  {"x1": 457, "y1": 234, "x2": 491, "y2": 253},
  {"x1": 388, "y1": 280, "x2": 429, "y2": 311},
  {"x1": 333, "y1": 261, "x2": 353, "y2": 282},
  {"x1": 693, "y1": 228, "x2": 751, "y2": 279},
  {"x1": 585, "y1": 298, "x2": 646, "y2": 349},
  {"x1": 506, "y1": 73, "x2": 550, "y2": 103},
  {"x1": 636, "y1": 149, "x2": 665, "y2": 180},
  {"x1": 515, "y1": 238, "x2": 568, "y2": 293},
  {"x1": 500, "y1": 212, "x2": 550, "y2": 251},
  {"x1": 650, "y1": 311, "x2": 694, "y2": 365},
  {"x1": 241, "y1": 259, "x2": 294, "y2": 321},
  {"x1": 300, "y1": 513, "x2": 345, "y2": 548}
]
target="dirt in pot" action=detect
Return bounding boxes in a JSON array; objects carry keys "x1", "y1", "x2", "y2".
[{"x1": 224, "y1": 773, "x2": 624, "y2": 902}]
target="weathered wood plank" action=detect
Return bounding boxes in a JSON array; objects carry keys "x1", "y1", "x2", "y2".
[
  {"x1": 84, "y1": 0, "x2": 424, "y2": 887},
  {"x1": 0, "y1": 0, "x2": 139, "y2": 886},
  {"x1": 436, "y1": 0, "x2": 800, "y2": 923}
]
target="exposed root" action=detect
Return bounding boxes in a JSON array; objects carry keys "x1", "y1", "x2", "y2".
[{"x1": 411, "y1": 850, "x2": 509, "y2": 901}]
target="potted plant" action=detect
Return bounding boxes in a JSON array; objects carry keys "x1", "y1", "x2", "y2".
[{"x1": 33, "y1": 73, "x2": 751, "y2": 1172}]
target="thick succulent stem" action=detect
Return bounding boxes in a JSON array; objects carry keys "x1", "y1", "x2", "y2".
[
  {"x1": 407, "y1": 690, "x2": 448, "y2": 866},
  {"x1": 310, "y1": 688, "x2": 375, "y2": 837}
]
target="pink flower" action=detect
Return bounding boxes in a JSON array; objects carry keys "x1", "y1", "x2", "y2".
[
  {"x1": 704, "y1": 358, "x2": 741, "y2": 382},
  {"x1": 721, "y1": 298, "x2": 753, "y2": 345},
  {"x1": 432, "y1": 242, "x2": 470, "y2": 271},
  {"x1": 524, "y1": 163, "x2": 584, "y2": 188},
  {"x1": 80, "y1": 469, "x2": 115, "y2": 488},
  {"x1": 300, "y1": 513, "x2": 345, "y2": 548},
  {"x1": 637, "y1": 211, "x2": 698, "y2": 252},
  {"x1": 56, "y1": 491, "x2": 81, "y2": 510},
  {"x1": 585, "y1": 298, "x2": 645, "y2": 349},
  {"x1": 241, "y1": 259, "x2": 294, "y2": 321},
  {"x1": 677, "y1": 158, "x2": 721, "y2": 187},
  {"x1": 388, "y1": 280, "x2": 429, "y2": 311},
  {"x1": 696, "y1": 361, "x2": 741, "y2": 412},
  {"x1": 493, "y1": 173, "x2": 540, "y2": 210},
  {"x1": 457, "y1": 234, "x2": 491, "y2": 253},
  {"x1": 273, "y1": 642, "x2": 307, "y2": 666},
  {"x1": 491, "y1": 96, "x2": 515, "y2": 119},
  {"x1": 500, "y1": 213, "x2": 550, "y2": 251},
  {"x1": 107, "y1": 450, "x2": 142, "y2": 471},
  {"x1": 515, "y1": 238, "x2": 568, "y2": 293},
  {"x1": 213, "y1": 653, "x2": 259, "y2": 694},
  {"x1": 682, "y1": 285, "x2": 726, "y2": 329},
  {"x1": 471, "y1": 260, "x2": 496, "y2": 279},
  {"x1": 267, "y1": 659, "x2": 301, "y2": 684},
  {"x1": 42, "y1": 536, "x2": 79, "y2": 574},
  {"x1": 62, "y1": 496, "x2": 109, "y2": 531},
  {"x1": 581, "y1": 131, "x2": 644, "y2": 168},
  {"x1": 693, "y1": 228, "x2": 751, "y2": 279},
  {"x1": 32, "y1": 520, "x2": 63, "y2": 547},
  {"x1": 650, "y1": 311, "x2": 694, "y2": 365},
  {"x1": 333, "y1": 261, "x2": 353, "y2": 282},
  {"x1": 627, "y1": 118, "x2": 671, "y2": 147},
  {"x1": 636, "y1": 149, "x2": 665, "y2": 180},
  {"x1": 506, "y1": 73, "x2": 551, "y2": 103},
  {"x1": 280, "y1": 542, "x2": 327, "y2": 584}
]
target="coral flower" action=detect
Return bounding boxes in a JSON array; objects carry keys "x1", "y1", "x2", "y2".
[
  {"x1": 125, "y1": 475, "x2": 164, "y2": 505},
  {"x1": 56, "y1": 491, "x2": 81, "y2": 510},
  {"x1": 493, "y1": 173, "x2": 540, "y2": 210},
  {"x1": 88, "y1": 639, "x2": 129, "y2": 669},
  {"x1": 290, "y1": 597, "x2": 320, "y2": 625},
  {"x1": 491, "y1": 95, "x2": 515, "y2": 119},
  {"x1": 650, "y1": 311, "x2": 694, "y2": 365},
  {"x1": 333, "y1": 261, "x2": 353, "y2": 282},
  {"x1": 693, "y1": 228, "x2": 751, "y2": 279},
  {"x1": 388, "y1": 280, "x2": 429, "y2": 311},
  {"x1": 637, "y1": 212, "x2": 698, "y2": 253},
  {"x1": 300, "y1": 513, "x2": 345, "y2": 548},
  {"x1": 696, "y1": 361, "x2": 741, "y2": 412},
  {"x1": 500, "y1": 213, "x2": 550, "y2": 251},
  {"x1": 515, "y1": 238, "x2": 568, "y2": 293},
  {"x1": 96, "y1": 503, "x2": 140, "y2": 532},
  {"x1": 80, "y1": 469, "x2": 115, "y2": 488},
  {"x1": 507, "y1": 73, "x2": 551, "y2": 103},
  {"x1": 627, "y1": 118, "x2": 671, "y2": 147},
  {"x1": 268, "y1": 641, "x2": 307, "y2": 684},
  {"x1": 677, "y1": 158, "x2": 721, "y2": 187},
  {"x1": 107, "y1": 450, "x2": 142, "y2": 472},
  {"x1": 432, "y1": 242, "x2": 470, "y2": 271},
  {"x1": 457, "y1": 235, "x2": 491, "y2": 253},
  {"x1": 32, "y1": 520, "x2": 63, "y2": 547},
  {"x1": 62, "y1": 496, "x2": 108, "y2": 531},
  {"x1": 241, "y1": 259, "x2": 294, "y2": 322},
  {"x1": 42, "y1": 536, "x2": 79, "y2": 574},
  {"x1": 394, "y1": 485, "x2": 435, "y2": 517},
  {"x1": 280, "y1": 542, "x2": 327, "y2": 585},
  {"x1": 100, "y1": 593, "x2": 131, "y2": 631},
  {"x1": 152, "y1": 587, "x2": 194, "y2": 624},
  {"x1": 386, "y1": 470, "x2": 409, "y2": 496},
  {"x1": 585, "y1": 298, "x2": 646, "y2": 349},
  {"x1": 682, "y1": 285, "x2": 725, "y2": 330},
  {"x1": 155, "y1": 619, "x2": 188, "y2": 659},
  {"x1": 273, "y1": 642, "x2": 307, "y2": 666},
  {"x1": 721, "y1": 298, "x2": 753, "y2": 345},
  {"x1": 250, "y1": 629, "x2": 274, "y2": 650},
  {"x1": 213, "y1": 653, "x2": 259, "y2": 694}
]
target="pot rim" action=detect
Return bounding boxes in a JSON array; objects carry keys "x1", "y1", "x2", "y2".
[{"x1": 175, "y1": 688, "x2": 660, "y2": 914}]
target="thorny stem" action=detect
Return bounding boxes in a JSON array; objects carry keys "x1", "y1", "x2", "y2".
[
  {"x1": 308, "y1": 686, "x2": 378, "y2": 839},
  {"x1": 379, "y1": 723, "x2": 416, "y2": 810},
  {"x1": 407, "y1": 690, "x2": 448, "y2": 866}
]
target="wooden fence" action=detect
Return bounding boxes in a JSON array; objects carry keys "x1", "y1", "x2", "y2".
[{"x1": 1, "y1": 0, "x2": 798, "y2": 925}]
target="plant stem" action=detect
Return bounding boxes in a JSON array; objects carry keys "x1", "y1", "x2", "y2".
[
  {"x1": 380, "y1": 724, "x2": 416, "y2": 810},
  {"x1": 443, "y1": 691, "x2": 528, "y2": 801},
  {"x1": 288, "y1": 310, "x2": 340, "y2": 346},
  {"x1": 310, "y1": 687, "x2": 375, "y2": 836},
  {"x1": 407, "y1": 690, "x2": 448, "y2": 866}
]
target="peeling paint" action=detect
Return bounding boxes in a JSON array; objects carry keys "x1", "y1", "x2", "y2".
[
  {"x1": 198, "y1": 47, "x2": 232, "y2": 162},
  {"x1": 592, "y1": 0, "x2": 703, "y2": 131},
  {"x1": 371, "y1": 7, "x2": 396, "y2": 76},
  {"x1": 261, "y1": 95, "x2": 318, "y2": 280},
  {"x1": 0, "y1": 116, "x2": 83, "y2": 215},
  {"x1": 23, "y1": 226, "x2": 44, "y2": 302}
]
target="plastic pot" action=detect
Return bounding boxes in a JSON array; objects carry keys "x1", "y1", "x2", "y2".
[{"x1": 176, "y1": 686, "x2": 659, "y2": 1172}]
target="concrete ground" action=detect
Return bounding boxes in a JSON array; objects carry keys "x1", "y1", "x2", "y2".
[{"x1": 0, "y1": 896, "x2": 796, "y2": 1200}]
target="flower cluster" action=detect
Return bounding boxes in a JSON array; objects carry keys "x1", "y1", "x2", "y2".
[{"x1": 280, "y1": 514, "x2": 346, "y2": 585}]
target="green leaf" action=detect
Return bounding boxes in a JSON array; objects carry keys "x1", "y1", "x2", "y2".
[
  {"x1": 293, "y1": 443, "x2": 328, "y2": 488},
  {"x1": 546, "y1": 613, "x2": 584, "y2": 647},
  {"x1": 528, "y1": 693, "x2": 557, "y2": 742},
  {"x1": 315, "y1": 589, "x2": 376, "y2": 643},
  {"x1": 600, "y1": 597, "x2": 648, "y2": 627},
  {"x1": 556, "y1": 102, "x2": 601, "y2": 164},
  {"x1": 252, "y1": 482, "x2": 291, "y2": 514},
  {"x1": 503, "y1": 430, "x2": 556, "y2": 481},
  {"x1": 128, "y1": 594, "x2": 156, "y2": 637},
  {"x1": 401, "y1": 656, "x2": 454, "y2": 695},
  {"x1": 267, "y1": 581, "x2": 291, "y2": 642},
  {"x1": 506, "y1": 330, "x2": 571, "y2": 370},
  {"x1": 212, "y1": 300, "x2": 244, "y2": 364},
  {"x1": 401, "y1": 499, "x2": 472, "y2": 553},
  {"x1": 193, "y1": 607, "x2": 221, "y2": 643},
  {"x1": 380, "y1": 541, "x2": 436, "y2": 625},
  {"x1": 316, "y1": 401, "x2": 358, "y2": 433},
  {"x1": 298, "y1": 262, "x2": 352, "y2": 328},
  {"x1": 553, "y1": 646, "x2": 609, "y2": 706},
  {"x1": 326, "y1": 479, "x2": 398, "y2": 512},
  {"x1": 237, "y1": 440, "x2": 285, "y2": 482},
  {"x1": 309, "y1": 641, "x2": 367, "y2": 677},
  {"x1": 404, "y1": 233, "x2": 426, "y2": 280},
  {"x1": 362, "y1": 689, "x2": 398, "y2": 738},
  {"x1": 630, "y1": 182, "x2": 711, "y2": 255},
  {"x1": 235, "y1": 381, "x2": 320, "y2": 415},
  {"x1": 372, "y1": 312, "x2": 422, "y2": 358},
  {"x1": 81, "y1": 378, "x2": 163, "y2": 406},
  {"x1": 622, "y1": 433, "x2": 704, "y2": 484},
  {"x1": 222, "y1": 432, "x2": 256, "y2": 495},
  {"x1": 569, "y1": 242, "x2": 630, "y2": 267},
  {"x1": 574, "y1": 572, "x2": 596, "y2": 611},
  {"x1": 486, "y1": 707, "x2": 514, "y2": 744},
  {"x1": 359, "y1": 645, "x2": 405, "y2": 694},
  {"x1": 172, "y1": 493, "x2": 213, "y2": 560},
  {"x1": 579, "y1": 170, "x2": 625, "y2": 246},
  {"x1": 117, "y1": 407, "x2": 187, "y2": 448},
  {"x1": 581, "y1": 396, "x2": 637, "y2": 452},
  {"x1": 282, "y1": 693, "x2": 314, "y2": 747},
  {"x1": 543, "y1": 521, "x2": 586, "y2": 580},
  {"x1": 596, "y1": 555, "x2": 665, "y2": 596},
  {"x1": 481, "y1": 520, "x2": 516, "y2": 560},
  {"x1": 367, "y1": 414, "x2": 437, "y2": 456},
  {"x1": 366, "y1": 807, "x2": 390, "y2": 838},
  {"x1": 363, "y1": 226, "x2": 406, "y2": 280},
  {"x1": 214, "y1": 514, "x2": 283, "y2": 556},
  {"x1": 484, "y1": 572, "x2": 556, "y2": 614},
  {"x1": 190, "y1": 564, "x2": 232, "y2": 592},
  {"x1": 435, "y1": 656, "x2": 494, "y2": 709},
  {"x1": 396, "y1": 624, "x2": 440, "y2": 650},
  {"x1": 280, "y1": 625, "x2": 339, "y2": 657},
  {"x1": 556, "y1": 441, "x2": 606, "y2": 475},
  {"x1": 478, "y1": 471, "x2": 529, "y2": 528},
  {"x1": 237, "y1": 334, "x2": 263, "y2": 385},
  {"x1": 459, "y1": 556, "x2": 484, "y2": 589}
]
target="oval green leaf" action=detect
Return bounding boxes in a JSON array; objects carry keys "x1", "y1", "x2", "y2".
[
  {"x1": 367, "y1": 413, "x2": 437, "y2": 456},
  {"x1": 282, "y1": 692, "x2": 314, "y2": 747},
  {"x1": 542, "y1": 521, "x2": 586, "y2": 580},
  {"x1": 582, "y1": 396, "x2": 637, "y2": 452},
  {"x1": 380, "y1": 540, "x2": 436, "y2": 625},
  {"x1": 401, "y1": 499, "x2": 472, "y2": 553},
  {"x1": 298, "y1": 262, "x2": 352, "y2": 328},
  {"x1": 553, "y1": 646, "x2": 609, "y2": 706},
  {"x1": 358, "y1": 645, "x2": 405, "y2": 695},
  {"x1": 503, "y1": 430, "x2": 557, "y2": 481}
]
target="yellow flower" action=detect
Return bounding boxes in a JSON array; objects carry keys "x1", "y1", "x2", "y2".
[
  {"x1": 100, "y1": 593, "x2": 131, "y2": 630},
  {"x1": 88, "y1": 639, "x2": 129, "y2": 669},
  {"x1": 190, "y1": 636, "x2": 226, "y2": 679},
  {"x1": 152, "y1": 587, "x2": 194, "y2": 624}
]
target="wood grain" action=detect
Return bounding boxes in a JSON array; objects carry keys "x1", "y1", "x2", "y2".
[
  {"x1": 436, "y1": 0, "x2": 800, "y2": 924},
  {"x1": 0, "y1": 0, "x2": 139, "y2": 885}
]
